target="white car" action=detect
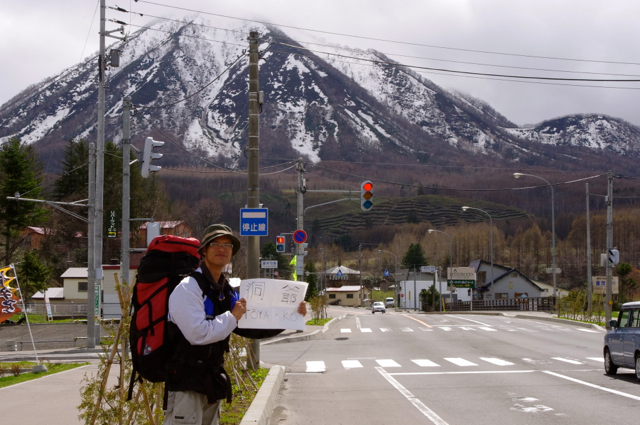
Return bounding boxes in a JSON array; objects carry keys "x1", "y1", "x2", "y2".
[{"x1": 372, "y1": 302, "x2": 386, "y2": 314}]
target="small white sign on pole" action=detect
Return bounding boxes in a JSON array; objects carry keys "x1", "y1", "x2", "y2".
[
  {"x1": 592, "y1": 276, "x2": 619, "y2": 294},
  {"x1": 261, "y1": 260, "x2": 278, "y2": 269},
  {"x1": 238, "y1": 279, "x2": 308, "y2": 330}
]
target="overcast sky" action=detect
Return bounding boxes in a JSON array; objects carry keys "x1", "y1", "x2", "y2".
[{"x1": 2, "y1": 0, "x2": 640, "y2": 126}]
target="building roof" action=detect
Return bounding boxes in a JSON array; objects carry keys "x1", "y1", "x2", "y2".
[
  {"x1": 325, "y1": 265, "x2": 360, "y2": 275},
  {"x1": 60, "y1": 267, "x2": 88, "y2": 278},
  {"x1": 327, "y1": 285, "x2": 366, "y2": 292},
  {"x1": 32, "y1": 287, "x2": 65, "y2": 299}
]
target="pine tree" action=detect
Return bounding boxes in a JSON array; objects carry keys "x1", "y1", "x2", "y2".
[
  {"x1": 53, "y1": 138, "x2": 89, "y2": 201},
  {"x1": 401, "y1": 243, "x2": 428, "y2": 270},
  {"x1": 0, "y1": 138, "x2": 48, "y2": 264},
  {"x1": 17, "y1": 250, "x2": 52, "y2": 300},
  {"x1": 304, "y1": 260, "x2": 318, "y2": 301}
]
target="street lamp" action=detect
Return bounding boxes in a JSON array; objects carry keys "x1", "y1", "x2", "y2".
[
  {"x1": 377, "y1": 250, "x2": 398, "y2": 309},
  {"x1": 462, "y1": 206, "x2": 494, "y2": 297},
  {"x1": 514, "y1": 172, "x2": 557, "y2": 299},
  {"x1": 428, "y1": 229, "x2": 452, "y2": 309}
]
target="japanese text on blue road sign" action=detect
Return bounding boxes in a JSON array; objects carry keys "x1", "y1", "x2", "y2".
[{"x1": 240, "y1": 208, "x2": 268, "y2": 236}]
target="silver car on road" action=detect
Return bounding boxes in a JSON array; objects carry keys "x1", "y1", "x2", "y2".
[{"x1": 604, "y1": 301, "x2": 640, "y2": 381}]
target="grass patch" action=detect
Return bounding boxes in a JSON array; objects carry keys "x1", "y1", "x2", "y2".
[
  {"x1": 8, "y1": 313, "x2": 78, "y2": 324},
  {"x1": 220, "y1": 367, "x2": 270, "y2": 424},
  {"x1": 306, "y1": 318, "x2": 332, "y2": 326},
  {"x1": 0, "y1": 362, "x2": 88, "y2": 388}
]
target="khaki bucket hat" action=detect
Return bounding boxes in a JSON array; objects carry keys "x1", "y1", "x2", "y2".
[{"x1": 199, "y1": 224, "x2": 241, "y2": 256}]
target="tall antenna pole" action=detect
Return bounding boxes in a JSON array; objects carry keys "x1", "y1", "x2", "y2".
[{"x1": 246, "y1": 31, "x2": 261, "y2": 369}]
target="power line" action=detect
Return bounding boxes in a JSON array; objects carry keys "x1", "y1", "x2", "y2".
[
  {"x1": 135, "y1": 0, "x2": 640, "y2": 66},
  {"x1": 274, "y1": 42, "x2": 640, "y2": 83},
  {"x1": 127, "y1": 22, "x2": 246, "y2": 48}
]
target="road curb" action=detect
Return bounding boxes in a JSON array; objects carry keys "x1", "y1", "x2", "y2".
[
  {"x1": 513, "y1": 314, "x2": 605, "y2": 330},
  {"x1": 262, "y1": 314, "x2": 346, "y2": 346},
  {"x1": 239, "y1": 365, "x2": 285, "y2": 425}
]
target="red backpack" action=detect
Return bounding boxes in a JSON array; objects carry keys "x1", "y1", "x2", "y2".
[{"x1": 128, "y1": 235, "x2": 200, "y2": 393}]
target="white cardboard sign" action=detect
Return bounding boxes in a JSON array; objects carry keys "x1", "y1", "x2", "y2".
[{"x1": 238, "y1": 279, "x2": 308, "y2": 331}]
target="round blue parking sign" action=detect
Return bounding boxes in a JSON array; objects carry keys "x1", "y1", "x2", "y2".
[{"x1": 293, "y1": 229, "x2": 307, "y2": 244}]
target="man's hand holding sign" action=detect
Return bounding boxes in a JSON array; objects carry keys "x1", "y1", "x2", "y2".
[{"x1": 238, "y1": 279, "x2": 308, "y2": 330}]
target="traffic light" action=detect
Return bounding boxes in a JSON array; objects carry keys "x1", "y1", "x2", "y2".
[
  {"x1": 301, "y1": 243, "x2": 308, "y2": 256},
  {"x1": 276, "y1": 235, "x2": 285, "y2": 253},
  {"x1": 361, "y1": 180, "x2": 373, "y2": 211},
  {"x1": 141, "y1": 137, "x2": 164, "y2": 178},
  {"x1": 609, "y1": 248, "x2": 620, "y2": 264}
]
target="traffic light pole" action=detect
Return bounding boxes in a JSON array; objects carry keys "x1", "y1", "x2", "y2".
[
  {"x1": 296, "y1": 159, "x2": 306, "y2": 279},
  {"x1": 246, "y1": 31, "x2": 261, "y2": 369},
  {"x1": 121, "y1": 97, "x2": 131, "y2": 297}
]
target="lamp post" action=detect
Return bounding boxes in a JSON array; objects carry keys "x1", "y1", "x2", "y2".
[
  {"x1": 377, "y1": 250, "x2": 398, "y2": 309},
  {"x1": 428, "y1": 229, "x2": 452, "y2": 309},
  {"x1": 462, "y1": 206, "x2": 494, "y2": 297},
  {"x1": 514, "y1": 172, "x2": 556, "y2": 299}
]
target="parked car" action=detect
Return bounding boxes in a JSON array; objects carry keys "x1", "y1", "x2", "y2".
[
  {"x1": 603, "y1": 301, "x2": 640, "y2": 381},
  {"x1": 385, "y1": 297, "x2": 395, "y2": 308},
  {"x1": 372, "y1": 302, "x2": 386, "y2": 314}
]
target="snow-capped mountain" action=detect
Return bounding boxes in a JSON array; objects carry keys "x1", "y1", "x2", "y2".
[{"x1": 1, "y1": 15, "x2": 640, "y2": 170}]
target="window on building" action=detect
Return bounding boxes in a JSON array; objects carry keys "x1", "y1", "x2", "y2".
[
  {"x1": 328, "y1": 294, "x2": 336, "y2": 299},
  {"x1": 78, "y1": 281, "x2": 88, "y2": 292},
  {"x1": 511, "y1": 272, "x2": 518, "y2": 278},
  {"x1": 347, "y1": 294, "x2": 354, "y2": 299},
  {"x1": 495, "y1": 293, "x2": 508, "y2": 299},
  {"x1": 478, "y1": 271, "x2": 486, "y2": 283}
]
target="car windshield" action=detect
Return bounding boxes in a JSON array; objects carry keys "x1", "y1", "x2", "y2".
[{"x1": 374, "y1": 302, "x2": 383, "y2": 306}]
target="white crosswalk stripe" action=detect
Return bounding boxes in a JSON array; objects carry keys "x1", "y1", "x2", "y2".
[
  {"x1": 480, "y1": 357, "x2": 514, "y2": 366},
  {"x1": 552, "y1": 357, "x2": 583, "y2": 365},
  {"x1": 478, "y1": 327, "x2": 497, "y2": 332},
  {"x1": 419, "y1": 327, "x2": 433, "y2": 331},
  {"x1": 444, "y1": 358, "x2": 478, "y2": 366},
  {"x1": 306, "y1": 361, "x2": 325, "y2": 372},
  {"x1": 440, "y1": 327, "x2": 452, "y2": 331},
  {"x1": 340, "y1": 329, "x2": 351, "y2": 333},
  {"x1": 412, "y1": 359, "x2": 440, "y2": 367},
  {"x1": 360, "y1": 328, "x2": 372, "y2": 332},
  {"x1": 460, "y1": 327, "x2": 475, "y2": 331},
  {"x1": 401, "y1": 327, "x2": 414, "y2": 332},
  {"x1": 342, "y1": 360, "x2": 363, "y2": 369},
  {"x1": 586, "y1": 357, "x2": 603, "y2": 362},
  {"x1": 336, "y1": 325, "x2": 593, "y2": 334},
  {"x1": 380, "y1": 328, "x2": 391, "y2": 332},
  {"x1": 376, "y1": 359, "x2": 401, "y2": 367}
]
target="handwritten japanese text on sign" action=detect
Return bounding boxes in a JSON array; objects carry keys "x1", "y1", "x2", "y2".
[{"x1": 238, "y1": 279, "x2": 308, "y2": 331}]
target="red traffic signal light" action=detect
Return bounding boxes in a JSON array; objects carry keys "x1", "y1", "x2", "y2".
[
  {"x1": 276, "y1": 236, "x2": 284, "y2": 244},
  {"x1": 361, "y1": 180, "x2": 373, "y2": 211},
  {"x1": 276, "y1": 235, "x2": 285, "y2": 252}
]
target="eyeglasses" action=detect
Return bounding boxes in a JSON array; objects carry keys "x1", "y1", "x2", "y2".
[{"x1": 209, "y1": 242, "x2": 234, "y2": 250}]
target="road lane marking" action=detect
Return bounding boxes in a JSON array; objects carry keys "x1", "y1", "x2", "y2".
[
  {"x1": 460, "y1": 327, "x2": 475, "y2": 331},
  {"x1": 360, "y1": 328, "x2": 372, "y2": 332},
  {"x1": 380, "y1": 328, "x2": 391, "y2": 332},
  {"x1": 576, "y1": 328, "x2": 599, "y2": 333},
  {"x1": 419, "y1": 327, "x2": 433, "y2": 331},
  {"x1": 552, "y1": 357, "x2": 583, "y2": 365},
  {"x1": 340, "y1": 328, "x2": 351, "y2": 333},
  {"x1": 401, "y1": 314, "x2": 433, "y2": 328},
  {"x1": 356, "y1": 317, "x2": 361, "y2": 330},
  {"x1": 447, "y1": 315, "x2": 489, "y2": 326},
  {"x1": 522, "y1": 358, "x2": 551, "y2": 365},
  {"x1": 306, "y1": 361, "x2": 325, "y2": 373},
  {"x1": 440, "y1": 327, "x2": 452, "y2": 331},
  {"x1": 480, "y1": 357, "x2": 514, "y2": 366},
  {"x1": 342, "y1": 360, "x2": 363, "y2": 369},
  {"x1": 412, "y1": 359, "x2": 440, "y2": 367},
  {"x1": 479, "y1": 327, "x2": 497, "y2": 332},
  {"x1": 586, "y1": 357, "x2": 602, "y2": 362},
  {"x1": 376, "y1": 359, "x2": 401, "y2": 367},
  {"x1": 444, "y1": 358, "x2": 477, "y2": 366},
  {"x1": 401, "y1": 327, "x2": 414, "y2": 332},
  {"x1": 376, "y1": 367, "x2": 449, "y2": 425},
  {"x1": 390, "y1": 370, "x2": 536, "y2": 376},
  {"x1": 542, "y1": 370, "x2": 640, "y2": 401}
]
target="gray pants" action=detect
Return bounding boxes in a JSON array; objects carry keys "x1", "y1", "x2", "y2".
[{"x1": 163, "y1": 391, "x2": 221, "y2": 425}]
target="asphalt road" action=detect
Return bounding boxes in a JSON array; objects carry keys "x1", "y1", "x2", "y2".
[{"x1": 264, "y1": 308, "x2": 640, "y2": 425}]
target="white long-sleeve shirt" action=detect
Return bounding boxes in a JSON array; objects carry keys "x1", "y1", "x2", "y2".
[{"x1": 168, "y1": 268, "x2": 237, "y2": 345}]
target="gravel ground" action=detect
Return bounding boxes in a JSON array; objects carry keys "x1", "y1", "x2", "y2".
[{"x1": 0, "y1": 322, "x2": 112, "y2": 352}]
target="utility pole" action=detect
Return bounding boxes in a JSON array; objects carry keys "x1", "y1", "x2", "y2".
[
  {"x1": 413, "y1": 266, "x2": 417, "y2": 311},
  {"x1": 605, "y1": 171, "x2": 613, "y2": 327},
  {"x1": 121, "y1": 97, "x2": 131, "y2": 295},
  {"x1": 296, "y1": 159, "x2": 305, "y2": 279},
  {"x1": 359, "y1": 244, "x2": 363, "y2": 306},
  {"x1": 246, "y1": 31, "x2": 261, "y2": 369},
  {"x1": 586, "y1": 183, "x2": 592, "y2": 313},
  {"x1": 87, "y1": 141, "x2": 96, "y2": 348}
]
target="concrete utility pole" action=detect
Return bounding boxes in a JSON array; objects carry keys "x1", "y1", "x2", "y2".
[
  {"x1": 296, "y1": 159, "x2": 305, "y2": 278},
  {"x1": 359, "y1": 244, "x2": 363, "y2": 306},
  {"x1": 121, "y1": 97, "x2": 131, "y2": 293},
  {"x1": 246, "y1": 31, "x2": 261, "y2": 368},
  {"x1": 605, "y1": 171, "x2": 613, "y2": 327},
  {"x1": 87, "y1": 140, "x2": 96, "y2": 348},
  {"x1": 586, "y1": 183, "x2": 592, "y2": 313}
]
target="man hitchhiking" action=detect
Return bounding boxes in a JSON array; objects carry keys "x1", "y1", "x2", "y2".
[{"x1": 164, "y1": 224, "x2": 306, "y2": 425}]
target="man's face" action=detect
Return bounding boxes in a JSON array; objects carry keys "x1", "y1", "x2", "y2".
[{"x1": 202, "y1": 235, "x2": 234, "y2": 269}]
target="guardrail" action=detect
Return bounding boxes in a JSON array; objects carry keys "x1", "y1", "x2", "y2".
[{"x1": 447, "y1": 297, "x2": 556, "y2": 312}]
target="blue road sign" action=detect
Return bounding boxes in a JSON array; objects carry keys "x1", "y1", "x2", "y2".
[
  {"x1": 293, "y1": 229, "x2": 308, "y2": 243},
  {"x1": 384, "y1": 269, "x2": 390, "y2": 277},
  {"x1": 336, "y1": 269, "x2": 343, "y2": 277},
  {"x1": 421, "y1": 266, "x2": 436, "y2": 273},
  {"x1": 240, "y1": 208, "x2": 268, "y2": 236}
]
